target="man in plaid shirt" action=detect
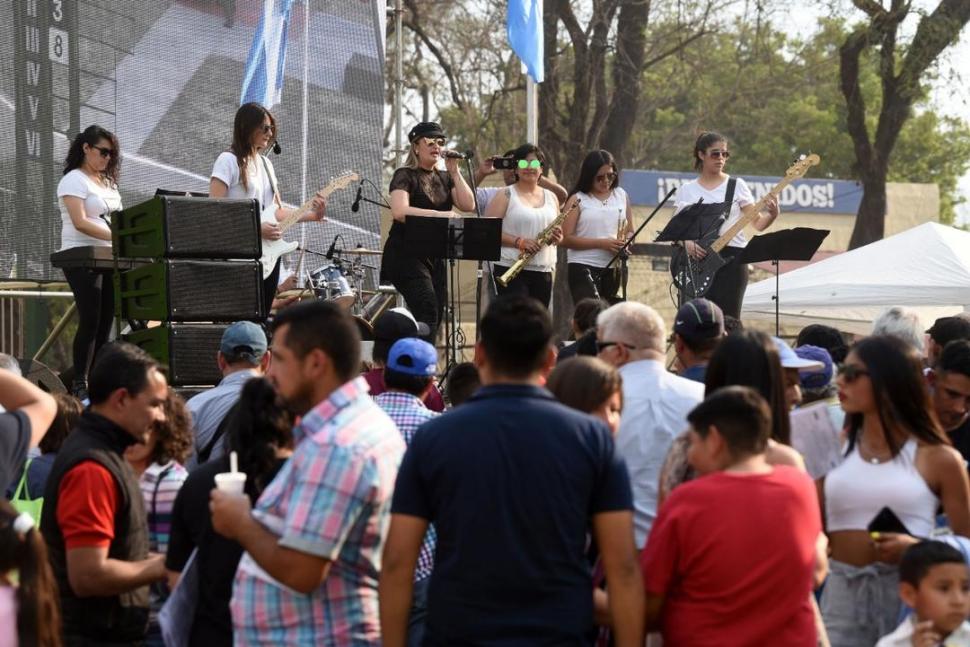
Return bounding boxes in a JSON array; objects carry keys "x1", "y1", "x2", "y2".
[
  {"x1": 373, "y1": 337, "x2": 440, "y2": 646},
  {"x1": 210, "y1": 301, "x2": 405, "y2": 645}
]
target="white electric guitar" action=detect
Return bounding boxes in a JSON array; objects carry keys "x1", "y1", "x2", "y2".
[{"x1": 259, "y1": 171, "x2": 359, "y2": 278}]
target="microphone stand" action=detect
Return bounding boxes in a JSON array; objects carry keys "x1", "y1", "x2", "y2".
[
  {"x1": 462, "y1": 154, "x2": 490, "y2": 343},
  {"x1": 604, "y1": 188, "x2": 677, "y2": 301}
]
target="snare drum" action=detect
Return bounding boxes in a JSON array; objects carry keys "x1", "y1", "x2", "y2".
[{"x1": 309, "y1": 264, "x2": 355, "y2": 308}]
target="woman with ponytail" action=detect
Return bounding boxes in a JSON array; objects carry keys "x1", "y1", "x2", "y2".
[
  {"x1": 164, "y1": 377, "x2": 293, "y2": 645},
  {"x1": 0, "y1": 500, "x2": 62, "y2": 647}
]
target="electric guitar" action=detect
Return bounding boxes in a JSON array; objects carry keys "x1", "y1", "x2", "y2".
[
  {"x1": 669, "y1": 154, "x2": 820, "y2": 297},
  {"x1": 259, "y1": 171, "x2": 359, "y2": 278}
]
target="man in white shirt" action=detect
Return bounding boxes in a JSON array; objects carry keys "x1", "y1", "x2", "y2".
[{"x1": 597, "y1": 302, "x2": 704, "y2": 548}]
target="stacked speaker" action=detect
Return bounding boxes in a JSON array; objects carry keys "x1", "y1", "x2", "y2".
[{"x1": 113, "y1": 195, "x2": 264, "y2": 387}]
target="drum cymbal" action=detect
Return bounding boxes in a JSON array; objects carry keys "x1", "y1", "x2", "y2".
[{"x1": 336, "y1": 247, "x2": 383, "y2": 256}]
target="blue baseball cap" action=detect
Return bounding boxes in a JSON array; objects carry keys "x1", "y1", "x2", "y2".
[
  {"x1": 773, "y1": 337, "x2": 823, "y2": 372},
  {"x1": 220, "y1": 321, "x2": 267, "y2": 363},
  {"x1": 795, "y1": 345, "x2": 834, "y2": 389},
  {"x1": 387, "y1": 338, "x2": 437, "y2": 377},
  {"x1": 674, "y1": 298, "x2": 724, "y2": 341}
]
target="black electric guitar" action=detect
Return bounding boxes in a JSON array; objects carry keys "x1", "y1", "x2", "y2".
[{"x1": 670, "y1": 154, "x2": 820, "y2": 297}]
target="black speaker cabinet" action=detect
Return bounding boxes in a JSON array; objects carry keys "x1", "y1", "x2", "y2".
[
  {"x1": 118, "y1": 260, "x2": 264, "y2": 322},
  {"x1": 114, "y1": 195, "x2": 261, "y2": 259},
  {"x1": 123, "y1": 324, "x2": 229, "y2": 386}
]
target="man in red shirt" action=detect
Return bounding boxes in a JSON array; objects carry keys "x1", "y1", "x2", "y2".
[
  {"x1": 640, "y1": 386, "x2": 826, "y2": 646},
  {"x1": 40, "y1": 342, "x2": 169, "y2": 644}
]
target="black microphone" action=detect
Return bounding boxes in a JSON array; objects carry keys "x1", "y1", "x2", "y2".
[
  {"x1": 443, "y1": 150, "x2": 473, "y2": 160},
  {"x1": 351, "y1": 181, "x2": 363, "y2": 213},
  {"x1": 272, "y1": 140, "x2": 282, "y2": 155},
  {"x1": 325, "y1": 234, "x2": 340, "y2": 260}
]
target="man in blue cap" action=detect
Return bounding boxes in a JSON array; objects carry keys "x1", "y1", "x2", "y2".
[
  {"x1": 373, "y1": 337, "x2": 440, "y2": 645},
  {"x1": 185, "y1": 321, "x2": 270, "y2": 468},
  {"x1": 672, "y1": 298, "x2": 725, "y2": 383}
]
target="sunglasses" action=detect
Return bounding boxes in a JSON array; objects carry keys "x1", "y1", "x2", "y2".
[
  {"x1": 91, "y1": 145, "x2": 114, "y2": 158},
  {"x1": 517, "y1": 159, "x2": 542, "y2": 170},
  {"x1": 259, "y1": 123, "x2": 275, "y2": 134},
  {"x1": 596, "y1": 340, "x2": 638, "y2": 353},
  {"x1": 837, "y1": 364, "x2": 870, "y2": 383},
  {"x1": 422, "y1": 137, "x2": 446, "y2": 147},
  {"x1": 596, "y1": 172, "x2": 617, "y2": 183},
  {"x1": 707, "y1": 150, "x2": 731, "y2": 159}
]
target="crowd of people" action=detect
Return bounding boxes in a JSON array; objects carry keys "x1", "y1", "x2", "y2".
[{"x1": 1, "y1": 295, "x2": 969, "y2": 646}]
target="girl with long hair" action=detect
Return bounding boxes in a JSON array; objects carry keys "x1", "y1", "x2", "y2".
[
  {"x1": 820, "y1": 335, "x2": 970, "y2": 646},
  {"x1": 672, "y1": 131, "x2": 780, "y2": 318},
  {"x1": 560, "y1": 150, "x2": 633, "y2": 304},
  {"x1": 58, "y1": 125, "x2": 123, "y2": 397},
  {"x1": 483, "y1": 143, "x2": 563, "y2": 307},
  {"x1": 0, "y1": 500, "x2": 62, "y2": 647},
  {"x1": 381, "y1": 121, "x2": 475, "y2": 341},
  {"x1": 210, "y1": 103, "x2": 326, "y2": 316}
]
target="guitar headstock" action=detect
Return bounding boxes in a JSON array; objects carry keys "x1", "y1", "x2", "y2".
[
  {"x1": 785, "y1": 154, "x2": 821, "y2": 180},
  {"x1": 325, "y1": 171, "x2": 360, "y2": 193}
]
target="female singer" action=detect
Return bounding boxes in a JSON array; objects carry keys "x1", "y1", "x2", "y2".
[
  {"x1": 382, "y1": 121, "x2": 475, "y2": 342},
  {"x1": 209, "y1": 103, "x2": 325, "y2": 316},
  {"x1": 57, "y1": 125, "x2": 123, "y2": 397},
  {"x1": 560, "y1": 150, "x2": 633, "y2": 304},
  {"x1": 674, "y1": 131, "x2": 779, "y2": 318},
  {"x1": 483, "y1": 143, "x2": 563, "y2": 308}
]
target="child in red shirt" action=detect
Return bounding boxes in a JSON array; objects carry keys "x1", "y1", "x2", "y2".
[{"x1": 641, "y1": 385, "x2": 826, "y2": 646}]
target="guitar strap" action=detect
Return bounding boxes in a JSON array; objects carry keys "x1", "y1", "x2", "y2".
[
  {"x1": 259, "y1": 155, "x2": 281, "y2": 212},
  {"x1": 721, "y1": 178, "x2": 737, "y2": 222}
]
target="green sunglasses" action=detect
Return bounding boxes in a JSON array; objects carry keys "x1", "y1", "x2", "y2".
[{"x1": 517, "y1": 159, "x2": 542, "y2": 169}]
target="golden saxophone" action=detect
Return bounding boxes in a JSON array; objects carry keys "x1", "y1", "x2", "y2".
[{"x1": 498, "y1": 201, "x2": 578, "y2": 287}]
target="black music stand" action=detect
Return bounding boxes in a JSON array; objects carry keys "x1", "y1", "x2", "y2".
[
  {"x1": 654, "y1": 202, "x2": 725, "y2": 305},
  {"x1": 738, "y1": 227, "x2": 829, "y2": 335},
  {"x1": 405, "y1": 216, "x2": 502, "y2": 372}
]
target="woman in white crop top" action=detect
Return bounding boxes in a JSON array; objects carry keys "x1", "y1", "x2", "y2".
[
  {"x1": 559, "y1": 150, "x2": 633, "y2": 305},
  {"x1": 484, "y1": 144, "x2": 563, "y2": 308},
  {"x1": 820, "y1": 335, "x2": 970, "y2": 646}
]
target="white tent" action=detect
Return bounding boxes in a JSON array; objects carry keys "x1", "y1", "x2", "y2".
[{"x1": 741, "y1": 222, "x2": 970, "y2": 334}]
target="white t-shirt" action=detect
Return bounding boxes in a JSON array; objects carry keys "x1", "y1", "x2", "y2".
[
  {"x1": 56, "y1": 169, "x2": 122, "y2": 250},
  {"x1": 672, "y1": 176, "x2": 755, "y2": 248},
  {"x1": 567, "y1": 187, "x2": 629, "y2": 268},
  {"x1": 210, "y1": 151, "x2": 278, "y2": 213},
  {"x1": 476, "y1": 186, "x2": 501, "y2": 213},
  {"x1": 499, "y1": 187, "x2": 559, "y2": 272}
]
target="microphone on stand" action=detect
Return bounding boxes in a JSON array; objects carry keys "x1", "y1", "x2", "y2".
[
  {"x1": 351, "y1": 181, "x2": 363, "y2": 213},
  {"x1": 272, "y1": 139, "x2": 282, "y2": 155},
  {"x1": 325, "y1": 234, "x2": 340, "y2": 260}
]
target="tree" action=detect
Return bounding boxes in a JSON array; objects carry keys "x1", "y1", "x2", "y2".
[{"x1": 839, "y1": 0, "x2": 970, "y2": 248}]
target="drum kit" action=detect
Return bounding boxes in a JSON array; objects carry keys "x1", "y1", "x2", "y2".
[{"x1": 278, "y1": 246, "x2": 398, "y2": 340}]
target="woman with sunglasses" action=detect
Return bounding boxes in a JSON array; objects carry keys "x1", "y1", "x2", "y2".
[
  {"x1": 210, "y1": 103, "x2": 326, "y2": 317},
  {"x1": 483, "y1": 143, "x2": 562, "y2": 307},
  {"x1": 673, "y1": 131, "x2": 780, "y2": 318},
  {"x1": 382, "y1": 121, "x2": 475, "y2": 343},
  {"x1": 560, "y1": 150, "x2": 633, "y2": 304},
  {"x1": 819, "y1": 335, "x2": 970, "y2": 646},
  {"x1": 57, "y1": 125, "x2": 123, "y2": 397}
]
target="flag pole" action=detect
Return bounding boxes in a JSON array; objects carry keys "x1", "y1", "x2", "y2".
[
  {"x1": 526, "y1": 76, "x2": 537, "y2": 143},
  {"x1": 300, "y1": 0, "x2": 309, "y2": 204}
]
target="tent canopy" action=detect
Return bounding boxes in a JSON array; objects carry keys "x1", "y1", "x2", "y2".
[{"x1": 741, "y1": 222, "x2": 970, "y2": 335}]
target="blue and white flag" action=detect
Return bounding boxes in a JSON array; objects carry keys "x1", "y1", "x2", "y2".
[
  {"x1": 240, "y1": 0, "x2": 295, "y2": 108},
  {"x1": 507, "y1": 0, "x2": 544, "y2": 83}
]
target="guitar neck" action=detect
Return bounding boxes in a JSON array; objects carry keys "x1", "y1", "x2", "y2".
[
  {"x1": 277, "y1": 196, "x2": 316, "y2": 235},
  {"x1": 709, "y1": 177, "x2": 788, "y2": 253}
]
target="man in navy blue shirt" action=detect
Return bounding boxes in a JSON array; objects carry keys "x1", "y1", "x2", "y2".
[{"x1": 380, "y1": 295, "x2": 644, "y2": 646}]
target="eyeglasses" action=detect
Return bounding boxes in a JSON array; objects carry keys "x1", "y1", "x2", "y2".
[
  {"x1": 422, "y1": 137, "x2": 446, "y2": 147},
  {"x1": 259, "y1": 123, "x2": 274, "y2": 134},
  {"x1": 91, "y1": 145, "x2": 114, "y2": 158},
  {"x1": 837, "y1": 364, "x2": 870, "y2": 383},
  {"x1": 595, "y1": 172, "x2": 617, "y2": 183},
  {"x1": 596, "y1": 340, "x2": 639, "y2": 353},
  {"x1": 707, "y1": 150, "x2": 731, "y2": 159},
  {"x1": 517, "y1": 159, "x2": 542, "y2": 169}
]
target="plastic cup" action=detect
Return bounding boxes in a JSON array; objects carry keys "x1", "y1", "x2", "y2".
[{"x1": 214, "y1": 472, "x2": 247, "y2": 495}]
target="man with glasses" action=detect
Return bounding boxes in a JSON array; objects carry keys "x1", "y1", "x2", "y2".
[{"x1": 597, "y1": 301, "x2": 704, "y2": 548}]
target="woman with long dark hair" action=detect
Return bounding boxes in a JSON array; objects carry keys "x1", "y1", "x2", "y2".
[
  {"x1": 483, "y1": 143, "x2": 563, "y2": 307},
  {"x1": 57, "y1": 125, "x2": 122, "y2": 397},
  {"x1": 560, "y1": 150, "x2": 633, "y2": 304},
  {"x1": 210, "y1": 103, "x2": 326, "y2": 316},
  {"x1": 165, "y1": 377, "x2": 293, "y2": 646},
  {"x1": 672, "y1": 131, "x2": 780, "y2": 318},
  {"x1": 381, "y1": 122, "x2": 475, "y2": 341},
  {"x1": 820, "y1": 335, "x2": 970, "y2": 646}
]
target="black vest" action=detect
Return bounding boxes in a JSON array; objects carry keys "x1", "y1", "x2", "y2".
[{"x1": 40, "y1": 411, "x2": 151, "y2": 644}]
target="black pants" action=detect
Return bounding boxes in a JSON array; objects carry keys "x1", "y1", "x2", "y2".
[
  {"x1": 705, "y1": 246, "x2": 748, "y2": 319},
  {"x1": 493, "y1": 265, "x2": 553, "y2": 308},
  {"x1": 64, "y1": 267, "x2": 115, "y2": 385},
  {"x1": 567, "y1": 263, "x2": 621, "y2": 304},
  {"x1": 262, "y1": 259, "x2": 281, "y2": 319},
  {"x1": 381, "y1": 255, "x2": 446, "y2": 344}
]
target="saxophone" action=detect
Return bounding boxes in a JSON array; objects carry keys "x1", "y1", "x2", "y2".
[{"x1": 497, "y1": 201, "x2": 578, "y2": 287}]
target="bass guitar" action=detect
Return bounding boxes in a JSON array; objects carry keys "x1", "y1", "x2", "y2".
[
  {"x1": 669, "y1": 154, "x2": 820, "y2": 297},
  {"x1": 259, "y1": 171, "x2": 359, "y2": 278}
]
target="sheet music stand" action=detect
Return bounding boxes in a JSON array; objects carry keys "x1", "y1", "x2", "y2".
[
  {"x1": 738, "y1": 227, "x2": 829, "y2": 335},
  {"x1": 654, "y1": 202, "x2": 725, "y2": 305},
  {"x1": 405, "y1": 216, "x2": 502, "y2": 371}
]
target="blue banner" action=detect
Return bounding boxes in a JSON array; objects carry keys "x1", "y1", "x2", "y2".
[
  {"x1": 507, "y1": 0, "x2": 544, "y2": 83},
  {"x1": 620, "y1": 169, "x2": 863, "y2": 215},
  {"x1": 240, "y1": 0, "x2": 295, "y2": 108}
]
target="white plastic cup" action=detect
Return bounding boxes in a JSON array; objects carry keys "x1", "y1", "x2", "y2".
[{"x1": 214, "y1": 472, "x2": 247, "y2": 495}]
